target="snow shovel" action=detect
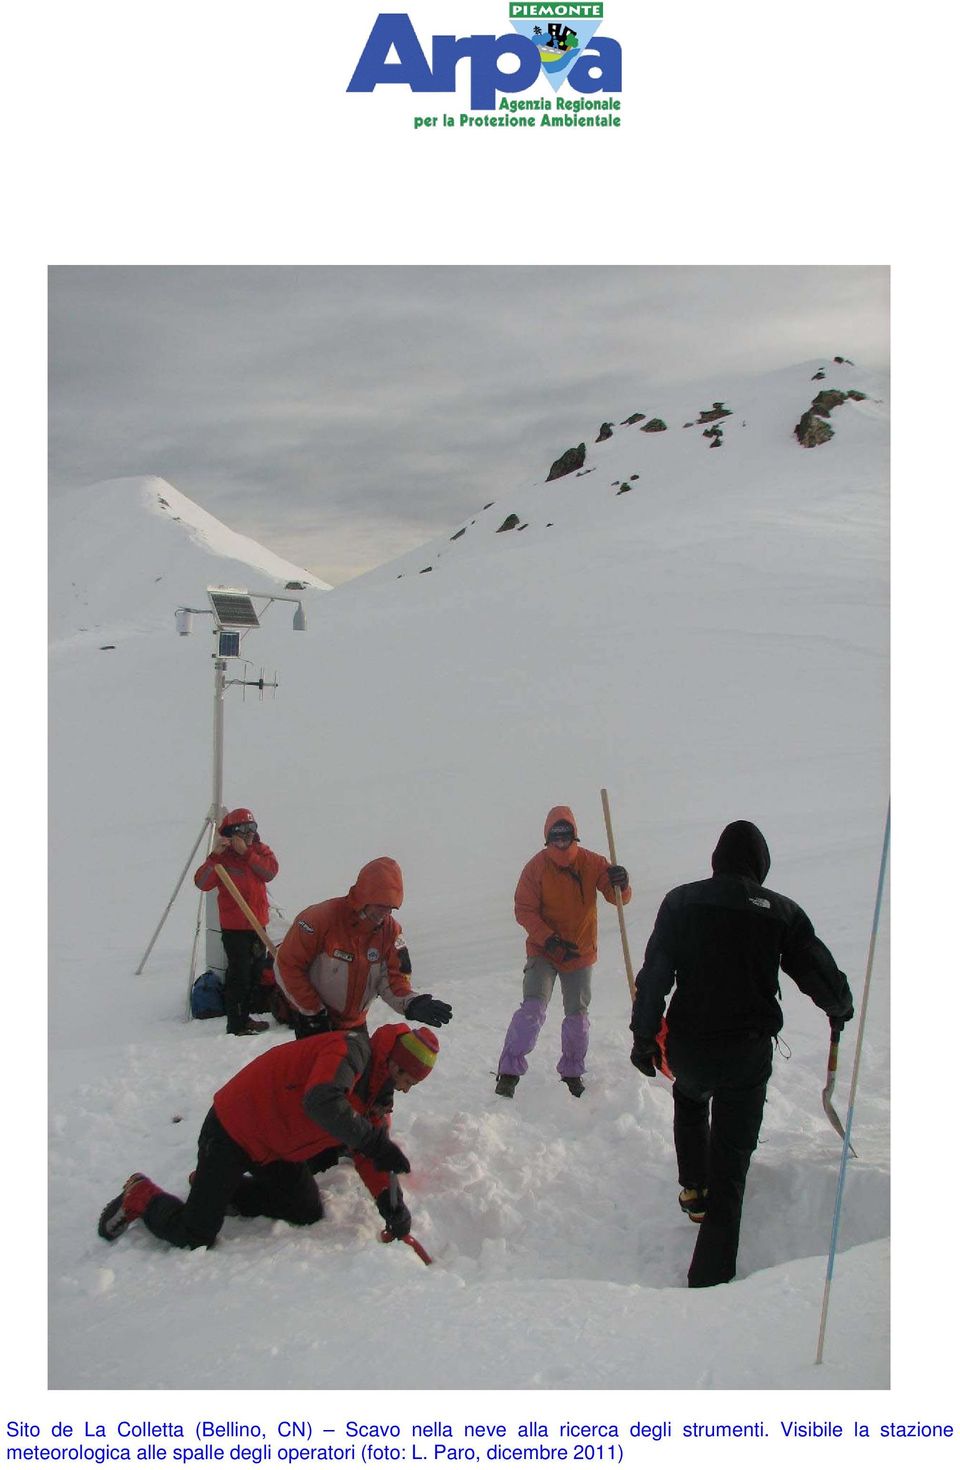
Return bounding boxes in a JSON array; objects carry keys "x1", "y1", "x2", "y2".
[
  {"x1": 380, "y1": 1173, "x2": 432, "y2": 1265},
  {"x1": 213, "y1": 864, "x2": 279, "y2": 958},
  {"x1": 821, "y1": 1022, "x2": 857, "y2": 1156}
]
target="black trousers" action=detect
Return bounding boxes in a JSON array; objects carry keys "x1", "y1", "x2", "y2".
[
  {"x1": 221, "y1": 930, "x2": 264, "y2": 1032},
  {"x1": 666, "y1": 1031, "x2": 773, "y2": 1289},
  {"x1": 143, "y1": 1108, "x2": 322, "y2": 1249}
]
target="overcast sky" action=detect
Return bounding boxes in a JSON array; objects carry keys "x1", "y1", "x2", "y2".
[{"x1": 48, "y1": 265, "x2": 889, "y2": 584}]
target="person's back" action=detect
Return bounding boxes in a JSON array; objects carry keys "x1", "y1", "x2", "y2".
[{"x1": 630, "y1": 820, "x2": 853, "y2": 1288}]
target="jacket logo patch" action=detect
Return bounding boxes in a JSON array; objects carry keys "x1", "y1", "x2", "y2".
[
  {"x1": 333, "y1": 948, "x2": 355, "y2": 962},
  {"x1": 748, "y1": 896, "x2": 771, "y2": 909},
  {"x1": 297, "y1": 920, "x2": 315, "y2": 933},
  {"x1": 367, "y1": 948, "x2": 380, "y2": 962}
]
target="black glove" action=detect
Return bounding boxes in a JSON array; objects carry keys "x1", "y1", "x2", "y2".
[
  {"x1": 831, "y1": 1004, "x2": 855, "y2": 1031},
  {"x1": 293, "y1": 1009, "x2": 332, "y2": 1040},
  {"x1": 405, "y1": 993, "x2": 453, "y2": 1026},
  {"x1": 544, "y1": 934, "x2": 580, "y2": 963},
  {"x1": 397, "y1": 944, "x2": 413, "y2": 976},
  {"x1": 630, "y1": 1035, "x2": 661, "y2": 1077},
  {"x1": 376, "y1": 1187, "x2": 412, "y2": 1239},
  {"x1": 359, "y1": 1127, "x2": 411, "y2": 1175},
  {"x1": 607, "y1": 864, "x2": 629, "y2": 890}
]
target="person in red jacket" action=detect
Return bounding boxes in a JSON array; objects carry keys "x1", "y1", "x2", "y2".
[
  {"x1": 275, "y1": 856, "x2": 452, "y2": 1037},
  {"x1": 97, "y1": 1022, "x2": 440, "y2": 1250},
  {"x1": 495, "y1": 806, "x2": 631, "y2": 1098},
  {"x1": 194, "y1": 808, "x2": 279, "y2": 1036}
]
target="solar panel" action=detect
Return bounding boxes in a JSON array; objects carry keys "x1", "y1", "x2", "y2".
[{"x1": 207, "y1": 589, "x2": 260, "y2": 628}]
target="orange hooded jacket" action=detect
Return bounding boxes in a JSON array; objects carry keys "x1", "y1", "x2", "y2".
[
  {"x1": 514, "y1": 806, "x2": 631, "y2": 971},
  {"x1": 276, "y1": 857, "x2": 415, "y2": 1029}
]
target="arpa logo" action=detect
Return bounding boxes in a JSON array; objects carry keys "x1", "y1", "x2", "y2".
[{"x1": 347, "y1": 5, "x2": 621, "y2": 112}]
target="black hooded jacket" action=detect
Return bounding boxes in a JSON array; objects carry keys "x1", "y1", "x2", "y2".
[{"x1": 631, "y1": 821, "x2": 853, "y2": 1040}]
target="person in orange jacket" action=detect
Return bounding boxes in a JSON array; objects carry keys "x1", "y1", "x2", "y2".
[
  {"x1": 97, "y1": 1022, "x2": 439, "y2": 1250},
  {"x1": 194, "y1": 807, "x2": 279, "y2": 1037},
  {"x1": 495, "y1": 806, "x2": 631, "y2": 1098},
  {"x1": 275, "y1": 857, "x2": 453, "y2": 1037}
]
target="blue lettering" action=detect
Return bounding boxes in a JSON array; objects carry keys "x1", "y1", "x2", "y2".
[
  {"x1": 347, "y1": 13, "x2": 441, "y2": 95},
  {"x1": 567, "y1": 36, "x2": 622, "y2": 95},
  {"x1": 347, "y1": 13, "x2": 621, "y2": 111}
]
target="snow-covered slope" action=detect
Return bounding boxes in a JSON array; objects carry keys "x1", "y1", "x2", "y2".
[
  {"x1": 47, "y1": 359, "x2": 890, "y2": 1393},
  {"x1": 49, "y1": 474, "x2": 330, "y2": 646}
]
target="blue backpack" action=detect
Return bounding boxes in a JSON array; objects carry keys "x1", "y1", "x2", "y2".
[{"x1": 190, "y1": 969, "x2": 226, "y2": 1019}]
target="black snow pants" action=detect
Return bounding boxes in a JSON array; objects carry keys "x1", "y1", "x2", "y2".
[
  {"x1": 221, "y1": 930, "x2": 265, "y2": 1033},
  {"x1": 143, "y1": 1108, "x2": 323, "y2": 1249},
  {"x1": 666, "y1": 1031, "x2": 773, "y2": 1289}
]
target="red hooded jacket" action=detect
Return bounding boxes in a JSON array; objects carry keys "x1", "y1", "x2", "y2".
[
  {"x1": 515, "y1": 806, "x2": 632, "y2": 971},
  {"x1": 276, "y1": 857, "x2": 417, "y2": 1028},
  {"x1": 213, "y1": 1022, "x2": 413, "y2": 1199}
]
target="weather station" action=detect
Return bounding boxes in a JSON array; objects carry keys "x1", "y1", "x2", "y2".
[{"x1": 137, "y1": 586, "x2": 307, "y2": 1011}]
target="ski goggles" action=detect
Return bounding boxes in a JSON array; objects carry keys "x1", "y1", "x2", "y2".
[{"x1": 223, "y1": 821, "x2": 257, "y2": 837}]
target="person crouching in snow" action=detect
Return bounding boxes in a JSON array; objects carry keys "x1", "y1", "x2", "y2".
[
  {"x1": 495, "y1": 806, "x2": 631, "y2": 1098},
  {"x1": 274, "y1": 856, "x2": 452, "y2": 1037},
  {"x1": 193, "y1": 807, "x2": 279, "y2": 1036},
  {"x1": 97, "y1": 1023, "x2": 440, "y2": 1249}
]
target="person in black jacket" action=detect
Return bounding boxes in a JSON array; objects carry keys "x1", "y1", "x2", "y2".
[{"x1": 629, "y1": 820, "x2": 854, "y2": 1289}]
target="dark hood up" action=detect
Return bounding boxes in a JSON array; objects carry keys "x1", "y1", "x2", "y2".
[{"x1": 711, "y1": 821, "x2": 771, "y2": 885}]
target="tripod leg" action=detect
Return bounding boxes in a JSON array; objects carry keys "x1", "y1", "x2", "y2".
[{"x1": 136, "y1": 816, "x2": 215, "y2": 974}]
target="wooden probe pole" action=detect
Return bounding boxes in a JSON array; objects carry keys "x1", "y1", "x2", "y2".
[
  {"x1": 213, "y1": 864, "x2": 279, "y2": 959},
  {"x1": 600, "y1": 788, "x2": 635, "y2": 1002}
]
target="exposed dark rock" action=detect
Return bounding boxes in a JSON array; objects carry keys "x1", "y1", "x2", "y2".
[
  {"x1": 811, "y1": 389, "x2": 848, "y2": 416},
  {"x1": 616, "y1": 483, "x2": 631, "y2": 495},
  {"x1": 596, "y1": 422, "x2": 614, "y2": 442},
  {"x1": 484, "y1": 502, "x2": 494, "y2": 509},
  {"x1": 496, "y1": 514, "x2": 521, "y2": 532},
  {"x1": 621, "y1": 412, "x2": 646, "y2": 425},
  {"x1": 575, "y1": 467, "x2": 596, "y2": 477},
  {"x1": 683, "y1": 422, "x2": 694, "y2": 428},
  {"x1": 812, "y1": 370, "x2": 826, "y2": 380},
  {"x1": 546, "y1": 443, "x2": 587, "y2": 480},
  {"x1": 419, "y1": 566, "x2": 433, "y2": 574},
  {"x1": 795, "y1": 410, "x2": 835, "y2": 447},
  {"x1": 834, "y1": 355, "x2": 854, "y2": 364},
  {"x1": 450, "y1": 527, "x2": 467, "y2": 541},
  {"x1": 285, "y1": 581, "x2": 307, "y2": 590},
  {"x1": 697, "y1": 402, "x2": 732, "y2": 424},
  {"x1": 641, "y1": 418, "x2": 667, "y2": 432},
  {"x1": 630, "y1": 474, "x2": 639, "y2": 480},
  {"x1": 847, "y1": 389, "x2": 867, "y2": 400}
]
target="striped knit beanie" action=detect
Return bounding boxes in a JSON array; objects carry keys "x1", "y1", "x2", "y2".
[{"x1": 391, "y1": 1027, "x2": 440, "y2": 1082}]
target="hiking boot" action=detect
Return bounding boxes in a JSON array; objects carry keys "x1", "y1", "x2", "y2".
[
  {"x1": 229, "y1": 1018, "x2": 269, "y2": 1036},
  {"x1": 679, "y1": 1187, "x2": 708, "y2": 1223},
  {"x1": 97, "y1": 1173, "x2": 161, "y2": 1242},
  {"x1": 562, "y1": 1076, "x2": 585, "y2": 1097},
  {"x1": 495, "y1": 1074, "x2": 519, "y2": 1098}
]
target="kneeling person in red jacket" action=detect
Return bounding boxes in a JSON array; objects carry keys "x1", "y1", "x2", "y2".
[{"x1": 97, "y1": 1023, "x2": 439, "y2": 1249}]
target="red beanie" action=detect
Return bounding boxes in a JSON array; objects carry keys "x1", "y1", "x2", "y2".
[{"x1": 391, "y1": 1027, "x2": 439, "y2": 1082}]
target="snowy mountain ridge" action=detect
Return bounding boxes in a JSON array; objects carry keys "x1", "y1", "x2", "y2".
[
  {"x1": 49, "y1": 473, "x2": 331, "y2": 647},
  {"x1": 353, "y1": 357, "x2": 887, "y2": 585}
]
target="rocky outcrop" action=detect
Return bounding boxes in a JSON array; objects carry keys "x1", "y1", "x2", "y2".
[
  {"x1": 621, "y1": 412, "x2": 646, "y2": 425},
  {"x1": 697, "y1": 402, "x2": 732, "y2": 424},
  {"x1": 641, "y1": 418, "x2": 668, "y2": 433},
  {"x1": 794, "y1": 387, "x2": 868, "y2": 447},
  {"x1": 546, "y1": 443, "x2": 587, "y2": 481},
  {"x1": 795, "y1": 410, "x2": 835, "y2": 447},
  {"x1": 496, "y1": 513, "x2": 521, "y2": 532},
  {"x1": 596, "y1": 422, "x2": 614, "y2": 442}
]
